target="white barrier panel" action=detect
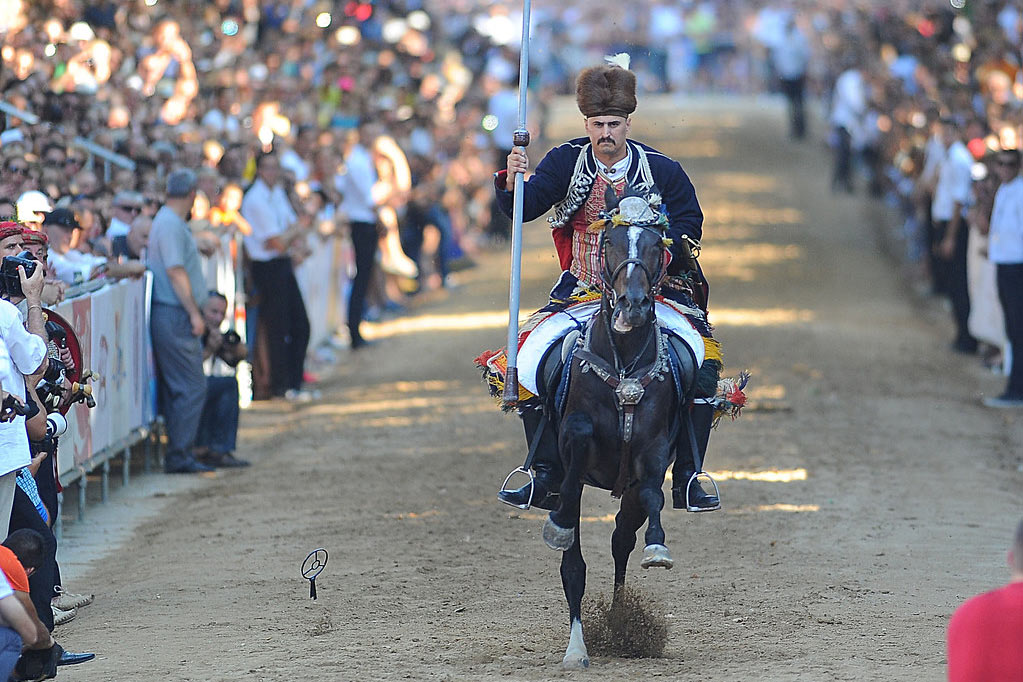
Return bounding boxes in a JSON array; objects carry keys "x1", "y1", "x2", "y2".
[{"x1": 54, "y1": 276, "x2": 155, "y2": 480}]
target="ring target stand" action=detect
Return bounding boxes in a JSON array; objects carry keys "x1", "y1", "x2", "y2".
[{"x1": 301, "y1": 548, "x2": 329, "y2": 600}]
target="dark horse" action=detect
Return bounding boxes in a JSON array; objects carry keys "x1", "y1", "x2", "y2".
[{"x1": 541, "y1": 195, "x2": 701, "y2": 669}]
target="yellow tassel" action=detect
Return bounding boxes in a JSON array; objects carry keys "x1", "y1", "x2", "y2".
[
  {"x1": 586, "y1": 219, "x2": 607, "y2": 233},
  {"x1": 703, "y1": 337, "x2": 723, "y2": 364}
]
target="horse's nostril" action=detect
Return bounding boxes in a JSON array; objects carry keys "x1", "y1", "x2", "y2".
[{"x1": 640, "y1": 296, "x2": 651, "y2": 308}]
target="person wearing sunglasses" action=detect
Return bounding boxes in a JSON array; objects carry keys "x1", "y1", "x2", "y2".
[{"x1": 105, "y1": 191, "x2": 145, "y2": 246}]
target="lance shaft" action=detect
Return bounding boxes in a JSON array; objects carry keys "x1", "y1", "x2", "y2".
[{"x1": 501, "y1": 0, "x2": 532, "y2": 407}]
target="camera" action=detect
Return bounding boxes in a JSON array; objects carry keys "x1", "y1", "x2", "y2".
[
  {"x1": 35, "y1": 357, "x2": 66, "y2": 410},
  {"x1": 222, "y1": 329, "x2": 242, "y2": 346},
  {"x1": 0, "y1": 251, "x2": 38, "y2": 299},
  {"x1": 45, "y1": 413, "x2": 68, "y2": 439},
  {"x1": 1, "y1": 394, "x2": 30, "y2": 419}
]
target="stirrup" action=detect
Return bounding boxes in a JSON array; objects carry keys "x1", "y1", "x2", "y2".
[
  {"x1": 686, "y1": 471, "x2": 721, "y2": 513},
  {"x1": 499, "y1": 467, "x2": 535, "y2": 509}
]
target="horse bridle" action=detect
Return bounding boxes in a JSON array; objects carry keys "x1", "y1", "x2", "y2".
[
  {"x1": 597, "y1": 223, "x2": 668, "y2": 307},
  {"x1": 573, "y1": 222, "x2": 673, "y2": 497}
]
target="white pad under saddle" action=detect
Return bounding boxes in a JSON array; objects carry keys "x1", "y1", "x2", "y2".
[{"x1": 518, "y1": 301, "x2": 706, "y2": 395}]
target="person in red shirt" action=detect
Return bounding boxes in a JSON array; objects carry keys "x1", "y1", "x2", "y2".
[{"x1": 947, "y1": 517, "x2": 1023, "y2": 681}]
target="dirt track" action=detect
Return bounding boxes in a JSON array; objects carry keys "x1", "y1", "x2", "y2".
[{"x1": 60, "y1": 96, "x2": 1022, "y2": 681}]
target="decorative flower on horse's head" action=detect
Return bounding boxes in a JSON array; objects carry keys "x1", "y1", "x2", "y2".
[{"x1": 617, "y1": 196, "x2": 656, "y2": 224}]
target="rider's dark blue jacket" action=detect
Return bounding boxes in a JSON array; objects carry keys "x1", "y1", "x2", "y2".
[{"x1": 493, "y1": 137, "x2": 704, "y2": 272}]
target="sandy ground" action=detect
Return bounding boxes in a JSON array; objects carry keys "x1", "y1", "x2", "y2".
[{"x1": 56, "y1": 96, "x2": 1022, "y2": 682}]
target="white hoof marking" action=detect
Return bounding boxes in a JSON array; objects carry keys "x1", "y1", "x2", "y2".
[
  {"x1": 641, "y1": 543, "x2": 674, "y2": 569},
  {"x1": 562, "y1": 620, "x2": 589, "y2": 669},
  {"x1": 543, "y1": 515, "x2": 574, "y2": 551}
]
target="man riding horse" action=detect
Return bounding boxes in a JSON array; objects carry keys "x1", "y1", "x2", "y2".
[{"x1": 478, "y1": 57, "x2": 728, "y2": 512}]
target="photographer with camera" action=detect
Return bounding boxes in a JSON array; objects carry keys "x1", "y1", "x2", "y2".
[
  {"x1": 19, "y1": 231, "x2": 66, "y2": 308},
  {"x1": 0, "y1": 255, "x2": 48, "y2": 542},
  {"x1": 194, "y1": 292, "x2": 249, "y2": 469}
]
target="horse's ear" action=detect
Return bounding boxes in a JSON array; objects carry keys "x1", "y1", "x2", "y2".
[{"x1": 605, "y1": 184, "x2": 620, "y2": 211}]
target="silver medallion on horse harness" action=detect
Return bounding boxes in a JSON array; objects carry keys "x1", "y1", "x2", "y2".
[
  {"x1": 615, "y1": 377, "x2": 646, "y2": 407},
  {"x1": 616, "y1": 377, "x2": 645, "y2": 442}
]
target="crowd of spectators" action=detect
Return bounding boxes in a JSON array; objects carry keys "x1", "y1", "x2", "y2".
[
  {"x1": 789, "y1": 0, "x2": 1023, "y2": 406},
  {"x1": 0, "y1": 0, "x2": 1021, "y2": 674}
]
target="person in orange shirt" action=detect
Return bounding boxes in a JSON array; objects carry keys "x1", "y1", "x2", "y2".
[
  {"x1": 947, "y1": 517, "x2": 1023, "y2": 681},
  {"x1": 0, "y1": 530, "x2": 94, "y2": 673}
]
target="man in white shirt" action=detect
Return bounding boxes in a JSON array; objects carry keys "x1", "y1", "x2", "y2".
[
  {"x1": 932, "y1": 118, "x2": 978, "y2": 353},
  {"x1": 0, "y1": 264, "x2": 48, "y2": 535},
  {"x1": 336, "y1": 125, "x2": 381, "y2": 350},
  {"x1": 830, "y1": 64, "x2": 866, "y2": 193},
  {"x1": 241, "y1": 152, "x2": 312, "y2": 401},
  {"x1": 984, "y1": 149, "x2": 1023, "y2": 407},
  {"x1": 771, "y1": 16, "x2": 810, "y2": 139}
]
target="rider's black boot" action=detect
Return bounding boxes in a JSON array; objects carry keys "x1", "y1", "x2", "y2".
[
  {"x1": 498, "y1": 409, "x2": 563, "y2": 510},
  {"x1": 672, "y1": 402, "x2": 720, "y2": 510}
]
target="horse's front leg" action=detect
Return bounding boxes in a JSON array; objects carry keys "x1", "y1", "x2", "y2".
[
  {"x1": 543, "y1": 412, "x2": 590, "y2": 551},
  {"x1": 611, "y1": 491, "x2": 647, "y2": 590},
  {"x1": 639, "y1": 443, "x2": 674, "y2": 570},
  {"x1": 560, "y1": 524, "x2": 589, "y2": 669}
]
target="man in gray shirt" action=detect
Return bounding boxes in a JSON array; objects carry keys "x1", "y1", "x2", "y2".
[{"x1": 148, "y1": 169, "x2": 214, "y2": 473}]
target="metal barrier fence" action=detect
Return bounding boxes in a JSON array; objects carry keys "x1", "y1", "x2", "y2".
[{"x1": 54, "y1": 230, "x2": 352, "y2": 533}]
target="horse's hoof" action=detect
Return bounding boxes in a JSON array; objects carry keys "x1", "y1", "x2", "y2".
[
  {"x1": 641, "y1": 544, "x2": 673, "y2": 569},
  {"x1": 562, "y1": 653, "x2": 590, "y2": 670},
  {"x1": 543, "y1": 515, "x2": 574, "y2": 551}
]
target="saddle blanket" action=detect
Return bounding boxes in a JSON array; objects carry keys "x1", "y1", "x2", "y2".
[{"x1": 476, "y1": 294, "x2": 717, "y2": 404}]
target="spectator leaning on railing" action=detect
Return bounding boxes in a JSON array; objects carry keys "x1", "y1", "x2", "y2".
[{"x1": 0, "y1": 263, "x2": 48, "y2": 535}]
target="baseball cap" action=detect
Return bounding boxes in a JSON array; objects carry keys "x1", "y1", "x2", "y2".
[{"x1": 41, "y1": 208, "x2": 80, "y2": 230}]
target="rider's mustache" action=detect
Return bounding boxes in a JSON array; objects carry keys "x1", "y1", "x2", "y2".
[{"x1": 598, "y1": 137, "x2": 615, "y2": 144}]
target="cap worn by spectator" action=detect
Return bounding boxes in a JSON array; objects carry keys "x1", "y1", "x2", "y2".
[
  {"x1": 0, "y1": 223, "x2": 25, "y2": 242},
  {"x1": 41, "y1": 209, "x2": 80, "y2": 231},
  {"x1": 15, "y1": 192, "x2": 53, "y2": 224},
  {"x1": 21, "y1": 231, "x2": 48, "y2": 247}
]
